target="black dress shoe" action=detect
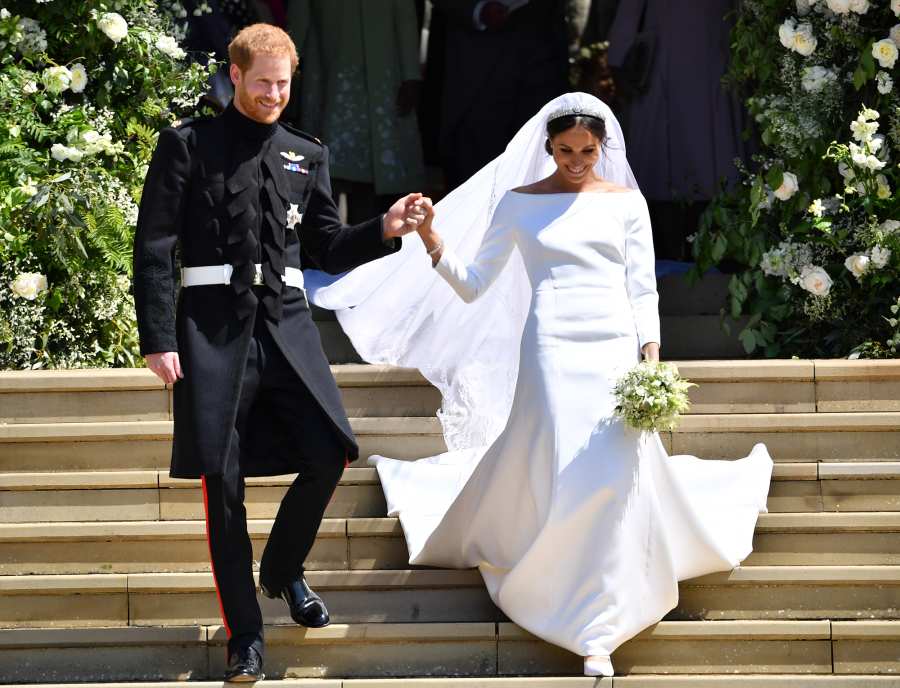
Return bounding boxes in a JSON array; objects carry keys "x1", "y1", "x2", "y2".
[
  {"x1": 224, "y1": 646, "x2": 263, "y2": 683},
  {"x1": 262, "y1": 576, "x2": 330, "y2": 628}
]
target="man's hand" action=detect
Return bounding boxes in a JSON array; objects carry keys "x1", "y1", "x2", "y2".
[
  {"x1": 145, "y1": 351, "x2": 183, "y2": 385},
  {"x1": 383, "y1": 193, "x2": 430, "y2": 239},
  {"x1": 641, "y1": 342, "x2": 660, "y2": 362}
]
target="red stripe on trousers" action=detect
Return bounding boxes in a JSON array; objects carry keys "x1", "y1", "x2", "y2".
[{"x1": 200, "y1": 475, "x2": 232, "y2": 639}]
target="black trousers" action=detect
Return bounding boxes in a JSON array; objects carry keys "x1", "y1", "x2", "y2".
[{"x1": 201, "y1": 314, "x2": 346, "y2": 659}]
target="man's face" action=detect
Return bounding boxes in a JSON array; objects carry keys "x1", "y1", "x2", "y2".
[{"x1": 230, "y1": 53, "x2": 292, "y2": 124}]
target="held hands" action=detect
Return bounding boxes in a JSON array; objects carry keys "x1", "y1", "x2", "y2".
[
  {"x1": 414, "y1": 198, "x2": 443, "y2": 265},
  {"x1": 383, "y1": 193, "x2": 430, "y2": 239},
  {"x1": 145, "y1": 351, "x2": 183, "y2": 385},
  {"x1": 641, "y1": 342, "x2": 661, "y2": 362}
]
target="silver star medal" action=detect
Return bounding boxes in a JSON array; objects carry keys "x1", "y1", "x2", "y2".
[{"x1": 286, "y1": 203, "x2": 303, "y2": 229}]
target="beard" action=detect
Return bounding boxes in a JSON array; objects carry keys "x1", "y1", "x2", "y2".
[{"x1": 235, "y1": 86, "x2": 286, "y2": 124}]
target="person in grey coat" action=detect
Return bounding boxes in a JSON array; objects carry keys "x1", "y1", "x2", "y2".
[{"x1": 607, "y1": 0, "x2": 748, "y2": 260}]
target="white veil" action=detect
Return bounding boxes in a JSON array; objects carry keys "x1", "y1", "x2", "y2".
[{"x1": 306, "y1": 92, "x2": 638, "y2": 451}]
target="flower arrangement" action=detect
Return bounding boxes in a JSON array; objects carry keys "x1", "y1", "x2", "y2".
[
  {"x1": 0, "y1": 1, "x2": 214, "y2": 368},
  {"x1": 613, "y1": 362, "x2": 695, "y2": 433},
  {"x1": 691, "y1": 0, "x2": 900, "y2": 358}
]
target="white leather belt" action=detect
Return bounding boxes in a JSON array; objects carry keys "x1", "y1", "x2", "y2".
[{"x1": 181, "y1": 264, "x2": 305, "y2": 290}]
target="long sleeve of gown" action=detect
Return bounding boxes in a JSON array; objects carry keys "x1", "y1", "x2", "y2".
[
  {"x1": 625, "y1": 195, "x2": 661, "y2": 348},
  {"x1": 434, "y1": 210, "x2": 515, "y2": 303}
]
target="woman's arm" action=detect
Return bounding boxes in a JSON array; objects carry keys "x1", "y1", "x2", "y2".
[
  {"x1": 624, "y1": 195, "x2": 661, "y2": 360},
  {"x1": 417, "y1": 199, "x2": 515, "y2": 303}
]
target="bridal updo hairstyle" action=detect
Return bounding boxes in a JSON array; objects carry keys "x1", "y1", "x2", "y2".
[{"x1": 545, "y1": 114, "x2": 608, "y2": 155}]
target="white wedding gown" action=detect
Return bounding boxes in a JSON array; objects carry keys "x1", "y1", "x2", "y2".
[{"x1": 369, "y1": 189, "x2": 774, "y2": 672}]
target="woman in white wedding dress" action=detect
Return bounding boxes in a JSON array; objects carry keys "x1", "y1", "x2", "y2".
[{"x1": 306, "y1": 93, "x2": 774, "y2": 677}]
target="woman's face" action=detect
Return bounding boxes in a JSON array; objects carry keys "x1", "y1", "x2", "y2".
[{"x1": 549, "y1": 125, "x2": 601, "y2": 185}]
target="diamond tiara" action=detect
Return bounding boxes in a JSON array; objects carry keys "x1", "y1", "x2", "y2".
[{"x1": 547, "y1": 106, "x2": 606, "y2": 123}]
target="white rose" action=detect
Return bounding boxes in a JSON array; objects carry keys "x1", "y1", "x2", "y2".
[
  {"x1": 849, "y1": 0, "x2": 869, "y2": 13},
  {"x1": 155, "y1": 34, "x2": 186, "y2": 60},
  {"x1": 844, "y1": 253, "x2": 870, "y2": 278},
  {"x1": 23, "y1": 80, "x2": 38, "y2": 94},
  {"x1": 826, "y1": 0, "x2": 851, "y2": 12},
  {"x1": 792, "y1": 23, "x2": 817, "y2": 56},
  {"x1": 774, "y1": 171, "x2": 799, "y2": 201},
  {"x1": 10, "y1": 272, "x2": 48, "y2": 300},
  {"x1": 779, "y1": 19, "x2": 797, "y2": 49},
  {"x1": 69, "y1": 63, "x2": 87, "y2": 93},
  {"x1": 81, "y1": 130, "x2": 116, "y2": 155},
  {"x1": 877, "y1": 71, "x2": 894, "y2": 95},
  {"x1": 0, "y1": 9, "x2": 10, "y2": 19},
  {"x1": 801, "y1": 65, "x2": 836, "y2": 92},
  {"x1": 50, "y1": 143, "x2": 68, "y2": 161},
  {"x1": 97, "y1": 12, "x2": 128, "y2": 43},
  {"x1": 871, "y1": 246, "x2": 892, "y2": 268},
  {"x1": 894, "y1": 0, "x2": 900, "y2": 17},
  {"x1": 42, "y1": 65, "x2": 71, "y2": 94},
  {"x1": 873, "y1": 39, "x2": 899, "y2": 70},
  {"x1": 50, "y1": 143, "x2": 84, "y2": 162},
  {"x1": 878, "y1": 219, "x2": 900, "y2": 235},
  {"x1": 799, "y1": 265, "x2": 833, "y2": 296},
  {"x1": 890, "y1": 25, "x2": 900, "y2": 46}
]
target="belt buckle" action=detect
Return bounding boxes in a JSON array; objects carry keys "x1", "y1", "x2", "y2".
[{"x1": 252, "y1": 264, "x2": 264, "y2": 286}]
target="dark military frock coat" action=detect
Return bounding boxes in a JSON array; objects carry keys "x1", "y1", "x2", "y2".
[{"x1": 133, "y1": 103, "x2": 400, "y2": 478}]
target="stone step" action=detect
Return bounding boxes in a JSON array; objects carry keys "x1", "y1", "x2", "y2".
[
  {"x1": 1, "y1": 620, "x2": 898, "y2": 681},
  {"x1": 2, "y1": 361, "x2": 898, "y2": 425},
  {"x1": 2, "y1": 462, "x2": 899, "y2": 524},
  {"x1": 0, "y1": 367, "x2": 442, "y2": 424},
  {"x1": 7, "y1": 679, "x2": 900, "y2": 688},
  {"x1": 2, "y1": 413, "x2": 898, "y2": 474},
  {"x1": 2, "y1": 512, "x2": 900, "y2": 575},
  {"x1": 1, "y1": 565, "x2": 899, "y2": 630}
]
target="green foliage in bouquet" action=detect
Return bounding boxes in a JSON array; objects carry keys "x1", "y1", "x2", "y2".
[
  {"x1": 690, "y1": 0, "x2": 900, "y2": 358},
  {"x1": 613, "y1": 362, "x2": 695, "y2": 433},
  {"x1": 0, "y1": 0, "x2": 215, "y2": 368}
]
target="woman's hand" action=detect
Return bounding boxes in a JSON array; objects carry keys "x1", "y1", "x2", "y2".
[
  {"x1": 416, "y1": 198, "x2": 443, "y2": 265},
  {"x1": 641, "y1": 342, "x2": 660, "y2": 362}
]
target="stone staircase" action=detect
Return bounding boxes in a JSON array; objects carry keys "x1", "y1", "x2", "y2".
[{"x1": 1, "y1": 361, "x2": 899, "y2": 686}]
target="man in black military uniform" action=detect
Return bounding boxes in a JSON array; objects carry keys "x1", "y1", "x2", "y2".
[{"x1": 133, "y1": 24, "x2": 427, "y2": 682}]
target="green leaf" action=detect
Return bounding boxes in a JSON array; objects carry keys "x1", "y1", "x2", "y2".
[
  {"x1": 853, "y1": 65, "x2": 868, "y2": 91},
  {"x1": 711, "y1": 233, "x2": 728, "y2": 262},
  {"x1": 861, "y1": 41, "x2": 876, "y2": 77},
  {"x1": 766, "y1": 167, "x2": 784, "y2": 191},
  {"x1": 739, "y1": 328, "x2": 757, "y2": 354}
]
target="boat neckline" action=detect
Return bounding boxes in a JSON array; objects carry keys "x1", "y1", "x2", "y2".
[{"x1": 508, "y1": 189, "x2": 638, "y2": 196}]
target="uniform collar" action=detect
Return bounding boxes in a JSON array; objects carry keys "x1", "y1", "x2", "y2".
[{"x1": 224, "y1": 101, "x2": 279, "y2": 143}]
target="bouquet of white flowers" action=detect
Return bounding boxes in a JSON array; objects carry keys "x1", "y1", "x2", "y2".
[{"x1": 613, "y1": 362, "x2": 695, "y2": 432}]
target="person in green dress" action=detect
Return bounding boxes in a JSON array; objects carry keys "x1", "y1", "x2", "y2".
[{"x1": 287, "y1": 0, "x2": 426, "y2": 222}]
